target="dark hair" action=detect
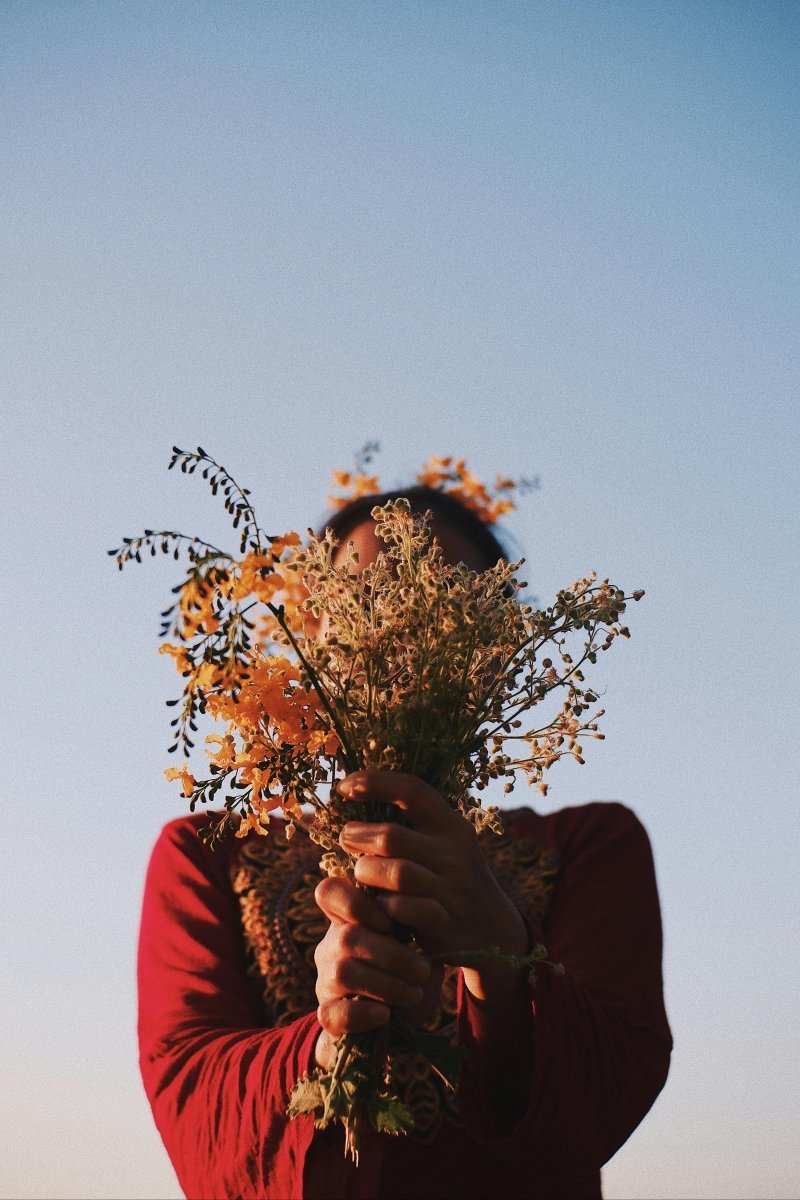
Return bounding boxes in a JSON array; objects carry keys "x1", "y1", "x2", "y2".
[{"x1": 318, "y1": 484, "x2": 509, "y2": 570}]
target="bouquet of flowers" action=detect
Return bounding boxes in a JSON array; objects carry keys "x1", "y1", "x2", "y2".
[{"x1": 112, "y1": 446, "x2": 642, "y2": 1160}]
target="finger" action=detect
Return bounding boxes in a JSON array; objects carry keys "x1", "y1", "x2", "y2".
[
  {"x1": 315, "y1": 923, "x2": 432, "y2": 1002},
  {"x1": 373, "y1": 893, "x2": 449, "y2": 935},
  {"x1": 331, "y1": 923, "x2": 432, "y2": 988},
  {"x1": 318, "y1": 997, "x2": 390, "y2": 1039},
  {"x1": 339, "y1": 820, "x2": 442, "y2": 873},
  {"x1": 339, "y1": 770, "x2": 457, "y2": 834},
  {"x1": 404, "y1": 960, "x2": 445, "y2": 1028},
  {"x1": 314, "y1": 875, "x2": 393, "y2": 933},
  {"x1": 333, "y1": 956, "x2": 426, "y2": 1008},
  {"x1": 353, "y1": 853, "x2": 440, "y2": 897}
]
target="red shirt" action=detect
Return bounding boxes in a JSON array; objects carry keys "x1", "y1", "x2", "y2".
[{"x1": 138, "y1": 802, "x2": 671, "y2": 1199}]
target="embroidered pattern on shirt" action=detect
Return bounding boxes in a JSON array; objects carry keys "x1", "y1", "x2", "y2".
[{"x1": 230, "y1": 812, "x2": 559, "y2": 1140}]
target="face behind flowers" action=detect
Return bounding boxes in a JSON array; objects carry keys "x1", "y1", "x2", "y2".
[
  {"x1": 333, "y1": 515, "x2": 493, "y2": 575},
  {"x1": 312, "y1": 515, "x2": 495, "y2": 643}
]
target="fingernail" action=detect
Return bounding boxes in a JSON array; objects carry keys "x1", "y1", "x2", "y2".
[{"x1": 340, "y1": 822, "x2": 368, "y2": 843}]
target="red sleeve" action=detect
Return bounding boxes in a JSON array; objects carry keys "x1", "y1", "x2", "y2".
[
  {"x1": 455, "y1": 802, "x2": 672, "y2": 1179},
  {"x1": 137, "y1": 816, "x2": 319, "y2": 1200}
]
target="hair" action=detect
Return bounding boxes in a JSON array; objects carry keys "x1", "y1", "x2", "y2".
[{"x1": 318, "y1": 484, "x2": 509, "y2": 570}]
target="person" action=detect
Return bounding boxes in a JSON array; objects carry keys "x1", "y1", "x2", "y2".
[{"x1": 138, "y1": 485, "x2": 672, "y2": 1200}]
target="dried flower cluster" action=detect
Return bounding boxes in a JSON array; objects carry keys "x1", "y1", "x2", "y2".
[{"x1": 111, "y1": 445, "x2": 643, "y2": 1159}]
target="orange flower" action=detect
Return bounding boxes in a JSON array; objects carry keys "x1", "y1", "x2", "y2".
[
  {"x1": 415, "y1": 456, "x2": 518, "y2": 524},
  {"x1": 494, "y1": 474, "x2": 517, "y2": 493},
  {"x1": 270, "y1": 531, "x2": 302, "y2": 557},
  {"x1": 235, "y1": 806, "x2": 270, "y2": 838},
  {"x1": 159, "y1": 643, "x2": 192, "y2": 674},
  {"x1": 328, "y1": 472, "x2": 380, "y2": 510},
  {"x1": 328, "y1": 452, "x2": 521, "y2": 525},
  {"x1": 205, "y1": 732, "x2": 237, "y2": 769},
  {"x1": 164, "y1": 763, "x2": 195, "y2": 797},
  {"x1": 194, "y1": 661, "x2": 218, "y2": 690},
  {"x1": 230, "y1": 553, "x2": 284, "y2": 605},
  {"x1": 177, "y1": 575, "x2": 221, "y2": 637},
  {"x1": 415, "y1": 454, "x2": 452, "y2": 489}
]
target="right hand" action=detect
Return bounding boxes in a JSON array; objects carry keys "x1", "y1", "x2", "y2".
[{"x1": 313, "y1": 875, "x2": 442, "y2": 1068}]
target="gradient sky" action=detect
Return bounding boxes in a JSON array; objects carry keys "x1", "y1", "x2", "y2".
[{"x1": 2, "y1": 3, "x2": 798, "y2": 1197}]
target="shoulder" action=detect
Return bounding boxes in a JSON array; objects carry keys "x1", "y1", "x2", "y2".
[
  {"x1": 141, "y1": 812, "x2": 269, "y2": 936},
  {"x1": 549, "y1": 800, "x2": 649, "y2": 844},
  {"x1": 507, "y1": 800, "x2": 649, "y2": 849},
  {"x1": 147, "y1": 810, "x2": 298, "y2": 883},
  {"x1": 155, "y1": 809, "x2": 210, "y2": 846},
  {"x1": 505, "y1": 801, "x2": 658, "y2": 890},
  {"x1": 150, "y1": 810, "x2": 219, "y2": 862},
  {"x1": 145, "y1": 811, "x2": 244, "y2": 893}
]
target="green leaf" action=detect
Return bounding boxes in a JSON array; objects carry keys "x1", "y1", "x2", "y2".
[
  {"x1": 287, "y1": 1075, "x2": 325, "y2": 1119},
  {"x1": 371, "y1": 1096, "x2": 415, "y2": 1136}
]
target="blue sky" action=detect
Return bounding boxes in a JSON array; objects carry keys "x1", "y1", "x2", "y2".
[{"x1": 2, "y1": 3, "x2": 798, "y2": 1197}]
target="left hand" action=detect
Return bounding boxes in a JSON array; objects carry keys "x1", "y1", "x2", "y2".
[{"x1": 338, "y1": 770, "x2": 530, "y2": 999}]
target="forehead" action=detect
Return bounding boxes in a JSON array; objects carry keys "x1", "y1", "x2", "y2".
[{"x1": 334, "y1": 515, "x2": 492, "y2": 573}]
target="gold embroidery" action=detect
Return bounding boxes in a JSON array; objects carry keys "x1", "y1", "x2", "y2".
[
  {"x1": 231, "y1": 810, "x2": 559, "y2": 1138},
  {"x1": 390, "y1": 1050, "x2": 451, "y2": 1138},
  {"x1": 231, "y1": 833, "x2": 324, "y2": 1027}
]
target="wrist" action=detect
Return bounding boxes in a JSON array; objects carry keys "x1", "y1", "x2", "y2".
[{"x1": 463, "y1": 897, "x2": 530, "y2": 1003}]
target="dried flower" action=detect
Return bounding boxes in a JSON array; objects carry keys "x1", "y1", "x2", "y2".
[{"x1": 111, "y1": 445, "x2": 642, "y2": 1160}]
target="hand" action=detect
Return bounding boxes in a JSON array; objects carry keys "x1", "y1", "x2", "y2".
[
  {"x1": 337, "y1": 770, "x2": 530, "y2": 1002},
  {"x1": 313, "y1": 871, "x2": 442, "y2": 1068}
]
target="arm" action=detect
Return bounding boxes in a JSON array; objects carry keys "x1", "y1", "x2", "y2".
[
  {"x1": 456, "y1": 802, "x2": 672, "y2": 1177},
  {"x1": 137, "y1": 816, "x2": 319, "y2": 1200},
  {"x1": 335, "y1": 774, "x2": 671, "y2": 1178}
]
